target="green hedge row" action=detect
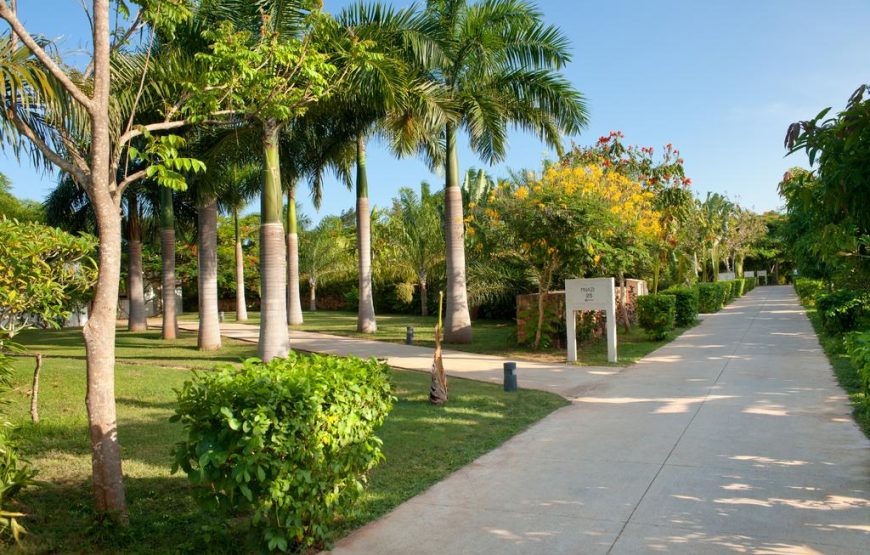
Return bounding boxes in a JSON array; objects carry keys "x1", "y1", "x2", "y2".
[
  {"x1": 637, "y1": 294, "x2": 676, "y2": 339},
  {"x1": 816, "y1": 289, "x2": 870, "y2": 334},
  {"x1": 794, "y1": 278, "x2": 826, "y2": 306}
]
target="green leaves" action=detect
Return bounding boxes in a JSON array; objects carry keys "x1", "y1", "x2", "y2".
[
  {"x1": 171, "y1": 353, "x2": 394, "y2": 550},
  {"x1": 128, "y1": 127, "x2": 205, "y2": 191},
  {"x1": 0, "y1": 219, "x2": 97, "y2": 336}
]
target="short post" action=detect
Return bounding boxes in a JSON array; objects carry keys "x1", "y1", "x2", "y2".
[
  {"x1": 503, "y1": 361, "x2": 517, "y2": 392},
  {"x1": 405, "y1": 326, "x2": 414, "y2": 345},
  {"x1": 219, "y1": 311, "x2": 225, "y2": 323}
]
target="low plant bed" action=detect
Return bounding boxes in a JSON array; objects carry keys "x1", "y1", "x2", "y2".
[{"x1": 4, "y1": 329, "x2": 566, "y2": 553}]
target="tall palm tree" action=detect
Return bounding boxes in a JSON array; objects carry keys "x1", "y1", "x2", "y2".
[
  {"x1": 216, "y1": 160, "x2": 260, "y2": 322},
  {"x1": 422, "y1": 0, "x2": 587, "y2": 342},
  {"x1": 389, "y1": 182, "x2": 444, "y2": 315},
  {"x1": 158, "y1": 185, "x2": 178, "y2": 339},
  {"x1": 280, "y1": 115, "x2": 354, "y2": 326},
  {"x1": 329, "y1": 2, "x2": 450, "y2": 334}
]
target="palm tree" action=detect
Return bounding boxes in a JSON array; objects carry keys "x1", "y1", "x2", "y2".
[
  {"x1": 327, "y1": 2, "x2": 450, "y2": 334},
  {"x1": 422, "y1": 0, "x2": 588, "y2": 342},
  {"x1": 158, "y1": 185, "x2": 178, "y2": 339},
  {"x1": 216, "y1": 161, "x2": 260, "y2": 322},
  {"x1": 280, "y1": 115, "x2": 354, "y2": 326},
  {"x1": 388, "y1": 182, "x2": 444, "y2": 316},
  {"x1": 300, "y1": 216, "x2": 352, "y2": 311},
  {"x1": 700, "y1": 192, "x2": 734, "y2": 281},
  {"x1": 125, "y1": 187, "x2": 147, "y2": 332}
]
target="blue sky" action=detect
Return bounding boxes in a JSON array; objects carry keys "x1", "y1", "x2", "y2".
[{"x1": 2, "y1": 0, "x2": 869, "y2": 221}]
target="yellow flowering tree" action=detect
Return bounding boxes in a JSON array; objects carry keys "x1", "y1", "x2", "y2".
[{"x1": 469, "y1": 167, "x2": 615, "y2": 349}]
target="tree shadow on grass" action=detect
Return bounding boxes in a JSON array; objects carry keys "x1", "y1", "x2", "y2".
[{"x1": 15, "y1": 476, "x2": 257, "y2": 555}]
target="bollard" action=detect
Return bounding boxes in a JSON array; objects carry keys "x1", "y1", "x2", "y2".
[
  {"x1": 503, "y1": 361, "x2": 518, "y2": 392},
  {"x1": 219, "y1": 311, "x2": 225, "y2": 323},
  {"x1": 405, "y1": 326, "x2": 414, "y2": 345}
]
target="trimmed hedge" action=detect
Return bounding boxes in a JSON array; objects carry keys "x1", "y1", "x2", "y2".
[
  {"x1": 794, "y1": 278, "x2": 826, "y2": 306},
  {"x1": 745, "y1": 276, "x2": 757, "y2": 292},
  {"x1": 697, "y1": 283, "x2": 721, "y2": 313},
  {"x1": 716, "y1": 281, "x2": 734, "y2": 307},
  {"x1": 663, "y1": 287, "x2": 699, "y2": 327},
  {"x1": 816, "y1": 289, "x2": 870, "y2": 334},
  {"x1": 171, "y1": 354, "x2": 394, "y2": 551},
  {"x1": 638, "y1": 294, "x2": 676, "y2": 340},
  {"x1": 734, "y1": 278, "x2": 746, "y2": 297}
]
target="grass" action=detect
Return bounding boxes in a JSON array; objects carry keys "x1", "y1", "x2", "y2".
[
  {"x1": 3, "y1": 328, "x2": 567, "y2": 553},
  {"x1": 804, "y1": 309, "x2": 870, "y2": 440},
  {"x1": 183, "y1": 309, "x2": 690, "y2": 366}
]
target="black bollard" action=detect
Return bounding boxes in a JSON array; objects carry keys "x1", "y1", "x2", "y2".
[
  {"x1": 405, "y1": 326, "x2": 414, "y2": 345},
  {"x1": 503, "y1": 361, "x2": 518, "y2": 392}
]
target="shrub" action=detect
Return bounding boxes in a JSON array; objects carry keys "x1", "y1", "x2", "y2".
[
  {"x1": 0, "y1": 335, "x2": 37, "y2": 545},
  {"x1": 171, "y1": 354, "x2": 394, "y2": 552},
  {"x1": 662, "y1": 287, "x2": 699, "y2": 327},
  {"x1": 697, "y1": 283, "x2": 721, "y2": 313},
  {"x1": 715, "y1": 281, "x2": 733, "y2": 307},
  {"x1": 845, "y1": 331, "x2": 870, "y2": 399},
  {"x1": 745, "y1": 276, "x2": 757, "y2": 292},
  {"x1": 794, "y1": 278, "x2": 826, "y2": 305},
  {"x1": 816, "y1": 289, "x2": 870, "y2": 334},
  {"x1": 637, "y1": 294, "x2": 676, "y2": 340}
]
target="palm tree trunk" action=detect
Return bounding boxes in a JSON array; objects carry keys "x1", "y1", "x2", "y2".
[
  {"x1": 286, "y1": 184, "x2": 303, "y2": 325},
  {"x1": 309, "y1": 277, "x2": 317, "y2": 312},
  {"x1": 356, "y1": 134, "x2": 377, "y2": 333},
  {"x1": 159, "y1": 186, "x2": 177, "y2": 340},
  {"x1": 735, "y1": 254, "x2": 744, "y2": 278},
  {"x1": 443, "y1": 123, "x2": 472, "y2": 343},
  {"x1": 127, "y1": 193, "x2": 146, "y2": 332},
  {"x1": 197, "y1": 197, "x2": 221, "y2": 351},
  {"x1": 258, "y1": 121, "x2": 290, "y2": 360},
  {"x1": 420, "y1": 277, "x2": 428, "y2": 317},
  {"x1": 233, "y1": 208, "x2": 248, "y2": 322}
]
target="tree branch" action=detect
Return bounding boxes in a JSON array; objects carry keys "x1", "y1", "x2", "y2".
[
  {"x1": 6, "y1": 106, "x2": 89, "y2": 185},
  {"x1": 0, "y1": 1, "x2": 94, "y2": 111},
  {"x1": 116, "y1": 168, "x2": 147, "y2": 196}
]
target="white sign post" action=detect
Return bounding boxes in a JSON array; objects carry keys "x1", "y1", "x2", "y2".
[{"x1": 566, "y1": 277, "x2": 617, "y2": 363}]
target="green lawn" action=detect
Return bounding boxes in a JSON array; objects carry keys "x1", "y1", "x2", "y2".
[
  {"x1": 184, "y1": 309, "x2": 690, "y2": 366},
  {"x1": 805, "y1": 309, "x2": 870, "y2": 440},
  {"x1": 4, "y1": 328, "x2": 567, "y2": 553}
]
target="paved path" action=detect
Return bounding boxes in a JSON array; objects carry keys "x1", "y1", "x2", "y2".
[
  {"x1": 323, "y1": 286, "x2": 870, "y2": 554},
  {"x1": 175, "y1": 287, "x2": 870, "y2": 553},
  {"x1": 175, "y1": 321, "x2": 619, "y2": 399}
]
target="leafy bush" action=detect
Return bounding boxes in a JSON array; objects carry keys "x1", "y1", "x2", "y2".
[
  {"x1": 845, "y1": 331, "x2": 870, "y2": 399},
  {"x1": 0, "y1": 335, "x2": 37, "y2": 545},
  {"x1": 745, "y1": 276, "x2": 757, "y2": 292},
  {"x1": 637, "y1": 294, "x2": 676, "y2": 340},
  {"x1": 662, "y1": 287, "x2": 698, "y2": 327},
  {"x1": 816, "y1": 289, "x2": 870, "y2": 334},
  {"x1": 171, "y1": 354, "x2": 394, "y2": 552},
  {"x1": 715, "y1": 281, "x2": 734, "y2": 308},
  {"x1": 794, "y1": 278, "x2": 826, "y2": 305},
  {"x1": 697, "y1": 283, "x2": 721, "y2": 313}
]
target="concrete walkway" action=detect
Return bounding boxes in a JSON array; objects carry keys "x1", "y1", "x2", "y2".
[
  {"x1": 322, "y1": 286, "x2": 870, "y2": 554},
  {"x1": 175, "y1": 321, "x2": 619, "y2": 398},
  {"x1": 175, "y1": 287, "x2": 870, "y2": 553}
]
